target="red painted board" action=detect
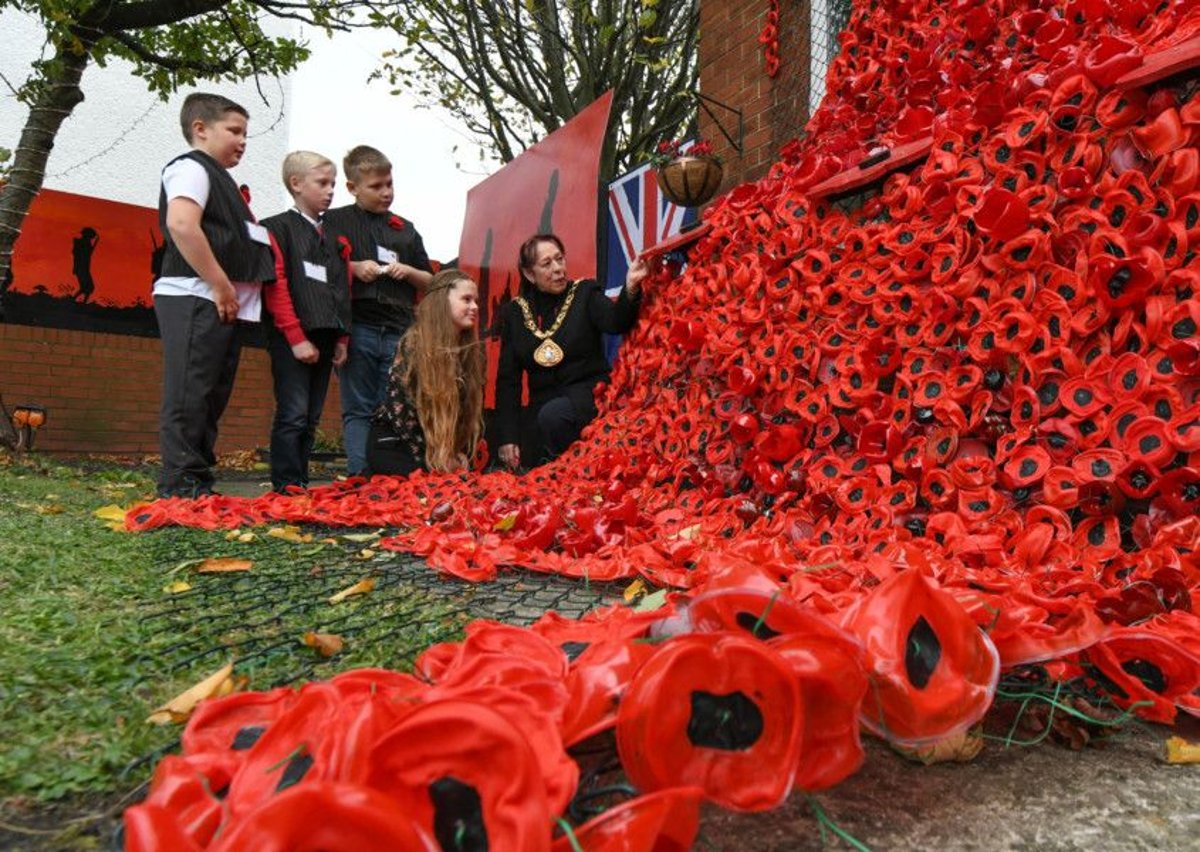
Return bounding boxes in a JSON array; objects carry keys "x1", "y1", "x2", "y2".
[
  {"x1": 1115, "y1": 35, "x2": 1200, "y2": 90},
  {"x1": 807, "y1": 136, "x2": 935, "y2": 199}
]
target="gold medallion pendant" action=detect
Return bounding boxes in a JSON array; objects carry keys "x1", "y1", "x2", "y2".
[{"x1": 534, "y1": 338, "x2": 564, "y2": 367}]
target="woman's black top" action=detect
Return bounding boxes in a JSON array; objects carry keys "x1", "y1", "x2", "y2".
[{"x1": 494, "y1": 278, "x2": 641, "y2": 446}]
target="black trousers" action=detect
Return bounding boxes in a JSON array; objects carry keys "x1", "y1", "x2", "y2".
[
  {"x1": 154, "y1": 295, "x2": 242, "y2": 497},
  {"x1": 366, "y1": 421, "x2": 422, "y2": 476},
  {"x1": 535, "y1": 396, "x2": 587, "y2": 462},
  {"x1": 267, "y1": 327, "x2": 339, "y2": 491}
]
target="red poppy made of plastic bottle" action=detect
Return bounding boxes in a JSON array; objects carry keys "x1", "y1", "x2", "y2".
[
  {"x1": 1085, "y1": 630, "x2": 1200, "y2": 724},
  {"x1": 615, "y1": 632, "x2": 803, "y2": 812},
  {"x1": 136, "y1": 754, "x2": 234, "y2": 849},
  {"x1": 180, "y1": 686, "x2": 297, "y2": 767},
  {"x1": 222, "y1": 682, "x2": 360, "y2": 818},
  {"x1": 967, "y1": 595, "x2": 1109, "y2": 668},
  {"x1": 123, "y1": 803, "x2": 204, "y2": 852},
  {"x1": 840, "y1": 569, "x2": 1001, "y2": 747},
  {"x1": 1082, "y1": 35, "x2": 1143, "y2": 87},
  {"x1": 550, "y1": 787, "x2": 705, "y2": 852},
  {"x1": 768, "y1": 619, "x2": 868, "y2": 791},
  {"x1": 365, "y1": 699, "x2": 553, "y2": 851},
  {"x1": 206, "y1": 783, "x2": 436, "y2": 852},
  {"x1": 560, "y1": 639, "x2": 658, "y2": 747},
  {"x1": 972, "y1": 187, "x2": 1030, "y2": 242}
]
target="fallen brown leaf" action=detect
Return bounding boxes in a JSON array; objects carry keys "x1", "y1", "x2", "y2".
[
  {"x1": 329, "y1": 577, "x2": 376, "y2": 604},
  {"x1": 302, "y1": 631, "x2": 345, "y2": 657},
  {"x1": 1163, "y1": 736, "x2": 1200, "y2": 764},
  {"x1": 146, "y1": 662, "x2": 237, "y2": 725},
  {"x1": 895, "y1": 727, "x2": 984, "y2": 764},
  {"x1": 196, "y1": 558, "x2": 253, "y2": 574}
]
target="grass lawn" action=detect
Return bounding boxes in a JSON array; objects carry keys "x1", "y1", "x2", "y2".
[{"x1": 0, "y1": 453, "x2": 465, "y2": 826}]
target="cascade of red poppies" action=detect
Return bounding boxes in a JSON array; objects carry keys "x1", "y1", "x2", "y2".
[{"x1": 127, "y1": 0, "x2": 1200, "y2": 846}]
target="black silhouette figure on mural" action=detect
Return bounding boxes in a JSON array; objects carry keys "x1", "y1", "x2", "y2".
[
  {"x1": 71, "y1": 226, "x2": 99, "y2": 303},
  {"x1": 478, "y1": 228, "x2": 494, "y2": 335},
  {"x1": 539, "y1": 169, "x2": 559, "y2": 233},
  {"x1": 149, "y1": 229, "x2": 165, "y2": 280}
]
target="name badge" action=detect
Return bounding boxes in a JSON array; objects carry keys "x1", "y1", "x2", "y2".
[
  {"x1": 245, "y1": 221, "x2": 271, "y2": 245},
  {"x1": 303, "y1": 261, "x2": 328, "y2": 283},
  {"x1": 376, "y1": 246, "x2": 399, "y2": 265}
]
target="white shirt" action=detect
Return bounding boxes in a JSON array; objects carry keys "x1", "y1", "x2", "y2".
[{"x1": 153, "y1": 157, "x2": 262, "y2": 322}]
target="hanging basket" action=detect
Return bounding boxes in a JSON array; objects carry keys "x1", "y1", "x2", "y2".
[{"x1": 656, "y1": 156, "x2": 724, "y2": 207}]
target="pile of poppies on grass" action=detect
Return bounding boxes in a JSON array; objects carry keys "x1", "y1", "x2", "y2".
[{"x1": 124, "y1": 0, "x2": 1200, "y2": 848}]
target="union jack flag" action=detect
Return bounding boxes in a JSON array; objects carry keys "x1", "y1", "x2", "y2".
[{"x1": 604, "y1": 162, "x2": 697, "y2": 296}]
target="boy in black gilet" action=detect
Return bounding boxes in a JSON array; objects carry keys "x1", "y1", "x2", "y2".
[
  {"x1": 261, "y1": 151, "x2": 352, "y2": 491},
  {"x1": 153, "y1": 93, "x2": 274, "y2": 498},
  {"x1": 323, "y1": 145, "x2": 433, "y2": 476}
]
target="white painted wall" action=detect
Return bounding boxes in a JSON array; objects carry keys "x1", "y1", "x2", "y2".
[{"x1": 0, "y1": 9, "x2": 293, "y2": 215}]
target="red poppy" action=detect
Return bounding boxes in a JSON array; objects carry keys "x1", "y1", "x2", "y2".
[
  {"x1": 1085, "y1": 630, "x2": 1200, "y2": 724},
  {"x1": 616, "y1": 633, "x2": 803, "y2": 812},
  {"x1": 388, "y1": 214, "x2": 407, "y2": 231},
  {"x1": 365, "y1": 700, "x2": 553, "y2": 851},
  {"x1": 123, "y1": 803, "x2": 203, "y2": 852},
  {"x1": 550, "y1": 787, "x2": 705, "y2": 852},
  {"x1": 208, "y1": 784, "x2": 437, "y2": 850},
  {"x1": 1000, "y1": 445, "x2": 1052, "y2": 489},
  {"x1": 560, "y1": 639, "x2": 658, "y2": 747},
  {"x1": 768, "y1": 616, "x2": 868, "y2": 791},
  {"x1": 134, "y1": 754, "x2": 232, "y2": 849},
  {"x1": 841, "y1": 570, "x2": 1000, "y2": 746}
]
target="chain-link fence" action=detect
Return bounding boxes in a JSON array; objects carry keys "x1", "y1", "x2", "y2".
[{"x1": 808, "y1": 0, "x2": 854, "y2": 116}]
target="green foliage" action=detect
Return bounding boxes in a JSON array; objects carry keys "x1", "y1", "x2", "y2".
[
  {"x1": 374, "y1": 0, "x2": 698, "y2": 175},
  {"x1": 3, "y1": 0, "x2": 325, "y2": 103}
]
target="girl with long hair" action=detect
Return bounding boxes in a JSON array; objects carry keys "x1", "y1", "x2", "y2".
[{"x1": 366, "y1": 269, "x2": 484, "y2": 475}]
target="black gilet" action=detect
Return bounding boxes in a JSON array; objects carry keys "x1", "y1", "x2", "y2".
[
  {"x1": 260, "y1": 210, "x2": 351, "y2": 333},
  {"x1": 157, "y1": 150, "x2": 275, "y2": 284},
  {"x1": 322, "y1": 204, "x2": 431, "y2": 323}
]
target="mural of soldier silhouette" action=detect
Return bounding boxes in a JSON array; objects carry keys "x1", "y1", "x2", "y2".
[
  {"x1": 71, "y1": 226, "x2": 99, "y2": 303},
  {"x1": 1, "y1": 188, "x2": 257, "y2": 340}
]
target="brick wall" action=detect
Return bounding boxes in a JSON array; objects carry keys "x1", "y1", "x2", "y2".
[
  {"x1": 0, "y1": 323, "x2": 343, "y2": 455},
  {"x1": 699, "y1": 0, "x2": 815, "y2": 190}
]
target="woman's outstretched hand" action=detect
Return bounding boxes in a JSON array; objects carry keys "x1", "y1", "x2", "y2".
[{"x1": 626, "y1": 257, "x2": 650, "y2": 296}]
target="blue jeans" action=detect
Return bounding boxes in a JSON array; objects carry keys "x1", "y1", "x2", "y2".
[{"x1": 338, "y1": 322, "x2": 402, "y2": 475}]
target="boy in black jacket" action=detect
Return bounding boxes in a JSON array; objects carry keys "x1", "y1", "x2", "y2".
[
  {"x1": 154, "y1": 92, "x2": 275, "y2": 498},
  {"x1": 261, "y1": 151, "x2": 352, "y2": 491},
  {"x1": 323, "y1": 145, "x2": 433, "y2": 476}
]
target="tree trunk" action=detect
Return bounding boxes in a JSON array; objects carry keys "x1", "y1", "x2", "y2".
[{"x1": 0, "y1": 44, "x2": 91, "y2": 318}]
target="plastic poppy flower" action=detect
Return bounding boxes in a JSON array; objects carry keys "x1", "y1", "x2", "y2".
[
  {"x1": 550, "y1": 787, "x2": 705, "y2": 852},
  {"x1": 616, "y1": 632, "x2": 803, "y2": 812},
  {"x1": 365, "y1": 700, "x2": 553, "y2": 851},
  {"x1": 560, "y1": 639, "x2": 658, "y2": 747},
  {"x1": 768, "y1": 614, "x2": 868, "y2": 791},
  {"x1": 1085, "y1": 630, "x2": 1200, "y2": 724},
  {"x1": 206, "y1": 783, "x2": 436, "y2": 851},
  {"x1": 1158, "y1": 466, "x2": 1200, "y2": 517},
  {"x1": 1123, "y1": 416, "x2": 1175, "y2": 468},
  {"x1": 134, "y1": 754, "x2": 233, "y2": 849},
  {"x1": 972, "y1": 187, "x2": 1030, "y2": 242},
  {"x1": 123, "y1": 803, "x2": 203, "y2": 852},
  {"x1": 1000, "y1": 445, "x2": 1052, "y2": 489},
  {"x1": 840, "y1": 570, "x2": 1000, "y2": 746}
]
